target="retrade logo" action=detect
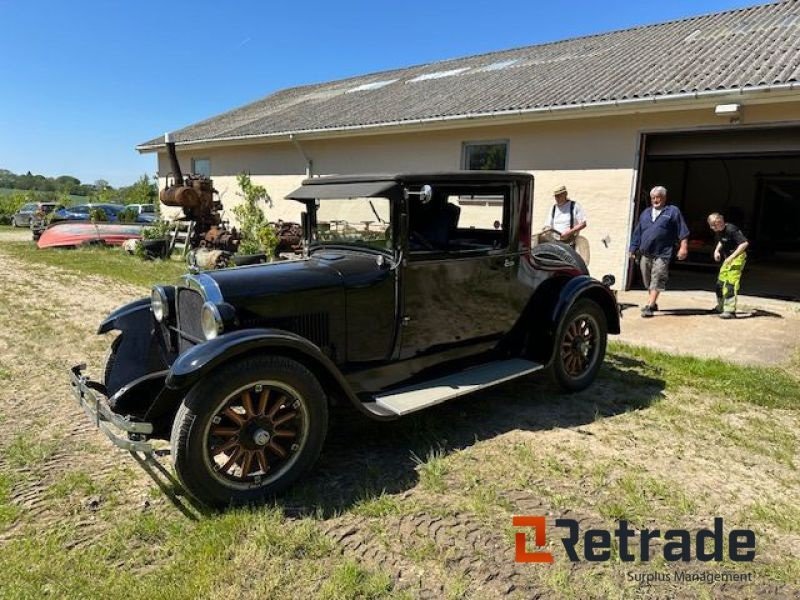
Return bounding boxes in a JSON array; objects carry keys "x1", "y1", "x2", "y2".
[
  {"x1": 513, "y1": 516, "x2": 755, "y2": 563},
  {"x1": 512, "y1": 516, "x2": 553, "y2": 563}
]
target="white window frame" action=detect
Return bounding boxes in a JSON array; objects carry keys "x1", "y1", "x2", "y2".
[
  {"x1": 461, "y1": 139, "x2": 509, "y2": 171},
  {"x1": 191, "y1": 158, "x2": 211, "y2": 177},
  {"x1": 460, "y1": 139, "x2": 509, "y2": 205}
]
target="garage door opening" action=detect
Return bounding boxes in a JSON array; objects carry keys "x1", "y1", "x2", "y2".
[{"x1": 632, "y1": 127, "x2": 800, "y2": 300}]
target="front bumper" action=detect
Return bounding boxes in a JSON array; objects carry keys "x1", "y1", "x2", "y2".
[{"x1": 69, "y1": 364, "x2": 154, "y2": 454}]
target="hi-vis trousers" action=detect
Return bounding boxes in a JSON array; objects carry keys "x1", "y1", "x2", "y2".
[{"x1": 716, "y1": 253, "x2": 747, "y2": 314}]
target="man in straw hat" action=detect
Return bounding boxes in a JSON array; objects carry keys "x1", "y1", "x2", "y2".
[
  {"x1": 543, "y1": 185, "x2": 587, "y2": 245},
  {"x1": 540, "y1": 185, "x2": 590, "y2": 264}
]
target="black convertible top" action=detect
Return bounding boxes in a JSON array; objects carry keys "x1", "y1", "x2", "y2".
[{"x1": 286, "y1": 171, "x2": 533, "y2": 200}]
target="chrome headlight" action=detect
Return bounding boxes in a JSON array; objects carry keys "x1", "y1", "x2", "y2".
[
  {"x1": 201, "y1": 302, "x2": 224, "y2": 340},
  {"x1": 151, "y1": 286, "x2": 169, "y2": 322}
]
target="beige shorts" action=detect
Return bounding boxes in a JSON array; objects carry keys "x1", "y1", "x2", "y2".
[{"x1": 640, "y1": 256, "x2": 669, "y2": 291}]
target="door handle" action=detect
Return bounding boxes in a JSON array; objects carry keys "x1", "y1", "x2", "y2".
[{"x1": 504, "y1": 258, "x2": 515, "y2": 268}]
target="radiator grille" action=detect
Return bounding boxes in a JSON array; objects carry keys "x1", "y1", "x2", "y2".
[{"x1": 176, "y1": 287, "x2": 205, "y2": 352}]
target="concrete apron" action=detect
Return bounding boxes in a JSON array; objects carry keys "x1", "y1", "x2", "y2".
[{"x1": 615, "y1": 290, "x2": 800, "y2": 367}]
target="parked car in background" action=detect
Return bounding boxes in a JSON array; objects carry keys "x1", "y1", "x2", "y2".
[
  {"x1": 12, "y1": 202, "x2": 63, "y2": 227},
  {"x1": 129, "y1": 203, "x2": 158, "y2": 223},
  {"x1": 51, "y1": 203, "x2": 125, "y2": 222}
]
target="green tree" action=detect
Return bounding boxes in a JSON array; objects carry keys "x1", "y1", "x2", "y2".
[{"x1": 122, "y1": 174, "x2": 157, "y2": 205}]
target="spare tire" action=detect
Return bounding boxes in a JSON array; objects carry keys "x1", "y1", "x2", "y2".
[{"x1": 531, "y1": 242, "x2": 588, "y2": 274}]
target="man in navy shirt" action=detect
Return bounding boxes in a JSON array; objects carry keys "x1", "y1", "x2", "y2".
[{"x1": 629, "y1": 186, "x2": 690, "y2": 318}]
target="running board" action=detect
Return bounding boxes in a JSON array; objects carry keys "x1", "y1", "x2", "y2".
[{"x1": 373, "y1": 358, "x2": 543, "y2": 416}]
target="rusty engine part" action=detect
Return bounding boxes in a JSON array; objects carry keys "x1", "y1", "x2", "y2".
[
  {"x1": 273, "y1": 221, "x2": 304, "y2": 255},
  {"x1": 160, "y1": 135, "x2": 240, "y2": 253}
]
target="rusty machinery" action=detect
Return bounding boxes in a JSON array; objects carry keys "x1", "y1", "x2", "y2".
[{"x1": 160, "y1": 135, "x2": 240, "y2": 253}]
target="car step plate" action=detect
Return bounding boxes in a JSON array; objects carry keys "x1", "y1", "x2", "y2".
[{"x1": 374, "y1": 358, "x2": 544, "y2": 416}]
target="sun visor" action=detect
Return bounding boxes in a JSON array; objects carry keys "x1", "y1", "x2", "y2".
[{"x1": 286, "y1": 180, "x2": 396, "y2": 200}]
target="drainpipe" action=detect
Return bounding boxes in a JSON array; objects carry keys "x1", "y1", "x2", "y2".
[{"x1": 289, "y1": 134, "x2": 313, "y2": 178}]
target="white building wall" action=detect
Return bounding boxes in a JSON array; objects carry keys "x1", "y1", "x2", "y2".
[{"x1": 155, "y1": 100, "x2": 800, "y2": 287}]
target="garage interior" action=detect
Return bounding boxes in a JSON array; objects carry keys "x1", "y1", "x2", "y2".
[{"x1": 632, "y1": 126, "x2": 800, "y2": 301}]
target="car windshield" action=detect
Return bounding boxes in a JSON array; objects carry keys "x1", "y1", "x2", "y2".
[
  {"x1": 313, "y1": 197, "x2": 392, "y2": 251},
  {"x1": 140, "y1": 204, "x2": 155, "y2": 213},
  {"x1": 21, "y1": 203, "x2": 35, "y2": 212}
]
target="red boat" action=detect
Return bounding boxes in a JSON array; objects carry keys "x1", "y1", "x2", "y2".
[{"x1": 37, "y1": 222, "x2": 145, "y2": 249}]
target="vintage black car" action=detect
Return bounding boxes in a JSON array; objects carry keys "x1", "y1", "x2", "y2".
[{"x1": 70, "y1": 172, "x2": 620, "y2": 507}]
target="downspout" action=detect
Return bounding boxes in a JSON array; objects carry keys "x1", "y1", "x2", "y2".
[{"x1": 289, "y1": 134, "x2": 313, "y2": 177}]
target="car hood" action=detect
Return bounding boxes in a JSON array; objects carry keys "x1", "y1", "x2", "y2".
[{"x1": 192, "y1": 248, "x2": 391, "y2": 303}]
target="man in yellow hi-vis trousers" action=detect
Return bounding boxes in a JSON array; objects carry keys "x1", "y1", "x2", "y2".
[{"x1": 708, "y1": 213, "x2": 749, "y2": 319}]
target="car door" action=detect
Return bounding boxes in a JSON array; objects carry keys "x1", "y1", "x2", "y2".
[{"x1": 398, "y1": 183, "x2": 523, "y2": 361}]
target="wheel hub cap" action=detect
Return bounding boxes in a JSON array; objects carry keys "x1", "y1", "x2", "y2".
[{"x1": 253, "y1": 428, "x2": 270, "y2": 446}]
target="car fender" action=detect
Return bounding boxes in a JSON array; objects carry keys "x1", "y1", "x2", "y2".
[
  {"x1": 97, "y1": 297, "x2": 151, "y2": 334},
  {"x1": 97, "y1": 297, "x2": 171, "y2": 397},
  {"x1": 551, "y1": 276, "x2": 621, "y2": 336},
  {"x1": 522, "y1": 275, "x2": 619, "y2": 364},
  {"x1": 163, "y1": 328, "x2": 369, "y2": 415}
]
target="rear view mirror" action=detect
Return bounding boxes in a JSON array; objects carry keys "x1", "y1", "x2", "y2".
[{"x1": 403, "y1": 184, "x2": 433, "y2": 205}]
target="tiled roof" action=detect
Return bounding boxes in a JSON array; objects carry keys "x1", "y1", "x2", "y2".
[{"x1": 138, "y1": 1, "x2": 800, "y2": 149}]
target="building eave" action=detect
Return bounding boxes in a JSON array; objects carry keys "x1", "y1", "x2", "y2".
[{"x1": 136, "y1": 83, "x2": 800, "y2": 154}]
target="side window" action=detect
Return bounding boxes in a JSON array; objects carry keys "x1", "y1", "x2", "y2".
[
  {"x1": 192, "y1": 158, "x2": 211, "y2": 177},
  {"x1": 446, "y1": 189, "x2": 508, "y2": 253},
  {"x1": 407, "y1": 185, "x2": 509, "y2": 256}
]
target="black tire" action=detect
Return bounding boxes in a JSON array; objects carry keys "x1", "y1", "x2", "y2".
[
  {"x1": 548, "y1": 299, "x2": 607, "y2": 392},
  {"x1": 101, "y1": 335, "x2": 123, "y2": 388},
  {"x1": 170, "y1": 355, "x2": 328, "y2": 508}
]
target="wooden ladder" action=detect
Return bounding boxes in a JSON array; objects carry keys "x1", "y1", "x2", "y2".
[{"x1": 169, "y1": 220, "x2": 195, "y2": 256}]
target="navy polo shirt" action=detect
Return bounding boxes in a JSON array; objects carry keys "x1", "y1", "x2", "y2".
[{"x1": 629, "y1": 204, "x2": 690, "y2": 259}]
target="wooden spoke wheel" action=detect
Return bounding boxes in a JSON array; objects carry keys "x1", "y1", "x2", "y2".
[
  {"x1": 549, "y1": 299, "x2": 607, "y2": 392},
  {"x1": 205, "y1": 382, "x2": 309, "y2": 489},
  {"x1": 170, "y1": 355, "x2": 328, "y2": 508}
]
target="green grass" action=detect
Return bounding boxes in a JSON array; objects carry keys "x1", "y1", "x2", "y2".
[
  {"x1": 410, "y1": 446, "x2": 449, "y2": 493},
  {"x1": 0, "y1": 241, "x2": 187, "y2": 289},
  {"x1": 0, "y1": 507, "x2": 402, "y2": 600},
  {"x1": 744, "y1": 500, "x2": 800, "y2": 535},
  {"x1": 5, "y1": 432, "x2": 59, "y2": 469},
  {"x1": 609, "y1": 342, "x2": 800, "y2": 410},
  {"x1": 0, "y1": 472, "x2": 21, "y2": 529}
]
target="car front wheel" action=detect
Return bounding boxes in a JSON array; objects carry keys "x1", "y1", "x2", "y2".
[
  {"x1": 548, "y1": 299, "x2": 607, "y2": 392},
  {"x1": 170, "y1": 355, "x2": 328, "y2": 508}
]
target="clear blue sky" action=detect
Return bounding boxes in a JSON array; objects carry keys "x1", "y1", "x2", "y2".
[{"x1": 0, "y1": 0, "x2": 760, "y2": 187}]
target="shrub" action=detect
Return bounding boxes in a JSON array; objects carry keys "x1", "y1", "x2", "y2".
[
  {"x1": 141, "y1": 220, "x2": 172, "y2": 240},
  {"x1": 0, "y1": 192, "x2": 31, "y2": 224},
  {"x1": 89, "y1": 207, "x2": 108, "y2": 222},
  {"x1": 117, "y1": 206, "x2": 139, "y2": 223},
  {"x1": 231, "y1": 173, "x2": 278, "y2": 256}
]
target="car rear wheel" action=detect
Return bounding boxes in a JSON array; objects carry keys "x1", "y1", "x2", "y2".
[
  {"x1": 548, "y1": 299, "x2": 607, "y2": 392},
  {"x1": 170, "y1": 355, "x2": 328, "y2": 508}
]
